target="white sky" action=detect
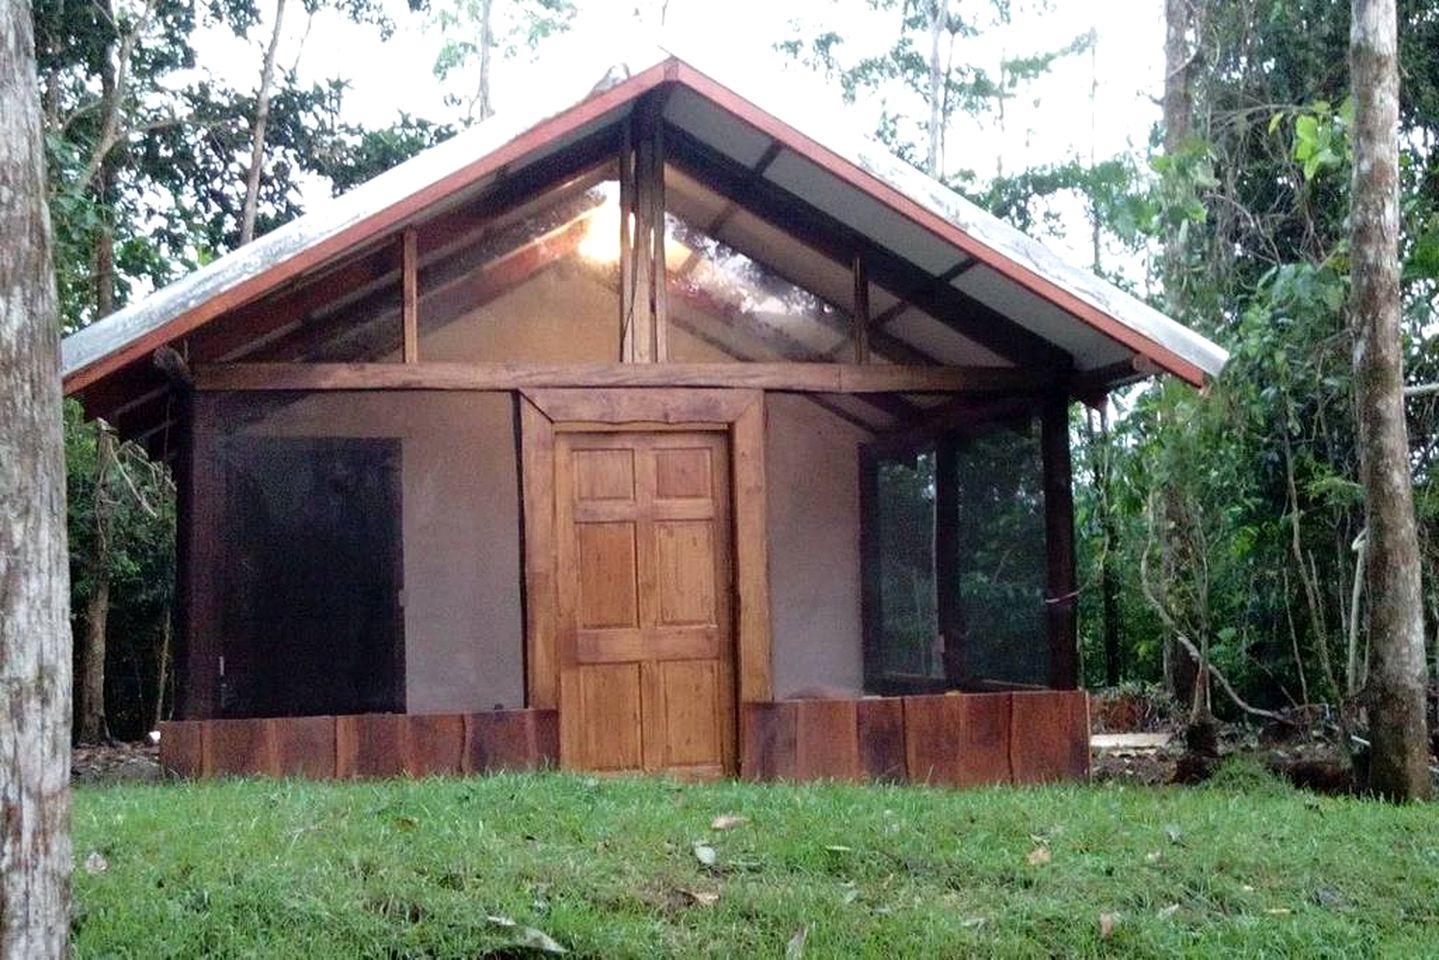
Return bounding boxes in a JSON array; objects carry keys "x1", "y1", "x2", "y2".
[{"x1": 191, "y1": 0, "x2": 1167, "y2": 270}]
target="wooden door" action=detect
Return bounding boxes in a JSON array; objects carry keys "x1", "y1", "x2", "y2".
[{"x1": 555, "y1": 430, "x2": 735, "y2": 778}]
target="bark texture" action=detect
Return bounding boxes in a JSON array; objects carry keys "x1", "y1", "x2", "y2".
[
  {"x1": 1349, "y1": 0, "x2": 1431, "y2": 801},
  {"x1": 0, "y1": 0, "x2": 73, "y2": 951}
]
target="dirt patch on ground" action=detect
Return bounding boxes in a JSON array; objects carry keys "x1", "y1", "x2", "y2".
[{"x1": 72, "y1": 741, "x2": 162, "y2": 784}]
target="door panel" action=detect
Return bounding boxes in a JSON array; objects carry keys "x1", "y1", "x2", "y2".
[{"x1": 556, "y1": 430, "x2": 734, "y2": 777}]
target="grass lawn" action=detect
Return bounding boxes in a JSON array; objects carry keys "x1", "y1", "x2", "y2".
[{"x1": 73, "y1": 763, "x2": 1438, "y2": 958}]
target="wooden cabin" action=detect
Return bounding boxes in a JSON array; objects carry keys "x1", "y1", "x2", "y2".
[{"x1": 61, "y1": 50, "x2": 1227, "y2": 785}]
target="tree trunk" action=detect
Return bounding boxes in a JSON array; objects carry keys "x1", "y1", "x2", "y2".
[
  {"x1": 477, "y1": 0, "x2": 494, "y2": 122},
  {"x1": 0, "y1": 0, "x2": 73, "y2": 951},
  {"x1": 1160, "y1": 0, "x2": 1204, "y2": 712},
  {"x1": 1349, "y1": 0, "x2": 1431, "y2": 801},
  {"x1": 925, "y1": 0, "x2": 945, "y2": 177},
  {"x1": 77, "y1": 425, "x2": 117, "y2": 743},
  {"x1": 240, "y1": 0, "x2": 287, "y2": 245}
]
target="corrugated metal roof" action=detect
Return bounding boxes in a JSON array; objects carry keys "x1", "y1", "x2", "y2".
[{"x1": 61, "y1": 42, "x2": 1226, "y2": 391}]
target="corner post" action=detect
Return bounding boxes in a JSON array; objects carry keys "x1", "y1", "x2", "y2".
[{"x1": 1042, "y1": 392, "x2": 1079, "y2": 689}]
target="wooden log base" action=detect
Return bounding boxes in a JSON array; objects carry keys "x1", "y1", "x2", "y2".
[
  {"x1": 741, "y1": 690, "x2": 1088, "y2": 787},
  {"x1": 159, "y1": 709, "x2": 559, "y2": 779}
]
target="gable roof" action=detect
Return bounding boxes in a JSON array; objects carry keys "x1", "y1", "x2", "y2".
[{"x1": 61, "y1": 44, "x2": 1226, "y2": 402}]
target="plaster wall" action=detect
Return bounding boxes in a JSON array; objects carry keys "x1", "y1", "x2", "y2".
[{"x1": 765, "y1": 394, "x2": 870, "y2": 696}]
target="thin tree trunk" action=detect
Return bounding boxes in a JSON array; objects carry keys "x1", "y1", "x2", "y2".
[
  {"x1": 0, "y1": 0, "x2": 73, "y2": 950},
  {"x1": 1160, "y1": 0, "x2": 1202, "y2": 711},
  {"x1": 477, "y1": 0, "x2": 494, "y2": 122},
  {"x1": 926, "y1": 0, "x2": 945, "y2": 177},
  {"x1": 1097, "y1": 406, "x2": 1122, "y2": 686},
  {"x1": 240, "y1": 0, "x2": 287, "y2": 245},
  {"x1": 77, "y1": 425, "x2": 117, "y2": 743},
  {"x1": 153, "y1": 610, "x2": 172, "y2": 730},
  {"x1": 1349, "y1": 0, "x2": 1431, "y2": 801}
]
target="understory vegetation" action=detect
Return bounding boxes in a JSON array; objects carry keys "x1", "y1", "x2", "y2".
[{"x1": 73, "y1": 771, "x2": 1439, "y2": 957}]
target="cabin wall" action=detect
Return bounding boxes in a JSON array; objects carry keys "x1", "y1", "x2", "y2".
[
  {"x1": 229, "y1": 391, "x2": 526, "y2": 713},
  {"x1": 765, "y1": 394, "x2": 869, "y2": 697}
]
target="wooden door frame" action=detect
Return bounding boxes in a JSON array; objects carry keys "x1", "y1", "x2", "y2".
[{"x1": 518, "y1": 387, "x2": 771, "y2": 716}]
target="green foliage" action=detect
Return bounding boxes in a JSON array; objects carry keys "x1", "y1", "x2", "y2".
[{"x1": 72, "y1": 775, "x2": 1439, "y2": 955}]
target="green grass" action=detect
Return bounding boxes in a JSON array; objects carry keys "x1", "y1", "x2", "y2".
[{"x1": 73, "y1": 763, "x2": 1439, "y2": 958}]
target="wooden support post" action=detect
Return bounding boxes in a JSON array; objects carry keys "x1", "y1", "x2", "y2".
[
  {"x1": 1042, "y1": 393, "x2": 1079, "y2": 689},
  {"x1": 851, "y1": 251, "x2": 870, "y2": 363},
  {"x1": 401, "y1": 227, "x2": 419, "y2": 363},
  {"x1": 621, "y1": 95, "x2": 667, "y2": 362},
  {"x1": 619, "y1": 119, "x2": 637, "y2": 362},
  {"x1": 934, "y1": 437, "x2": 964, "y2": 683}
]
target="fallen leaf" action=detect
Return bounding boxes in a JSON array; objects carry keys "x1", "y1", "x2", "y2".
[
  {"x1": 83, "y1": 851, "x2": 108, "y2": 875},
  {"x1": 960, "y1": 916, "x2": 986, "y2": 929},
  {"x1": 1144, "y1": 850, "x2": 1163, "y2": 864},
  {"x1": 1157, "y1": 903, "x2": 1180, "y2": 920},
  {"x1": 392, "y1": 815, "x2": 418, "y2": 831},
  {"x1": 485, "y1": 915, "x2": 567, "y2": 954},
  {"x1": 824, "y1": 844, "x2": 853, "y2": 853},
  {"x1": 786, "y1": 925, "x2": 808, "y2": 959},
  {"x1": 711, "y1": 814, "x2": 749, "y2": 831},
  {"x1": 840, "y1": 881, "x2": 859, "y2": 904},
  {"x1": 1099, "y1": 912, "x2": 1118, "y2": 939},
  {"x1": 692, "y1": 841, "x2": 718, "y2": 867},
  {"x1": 1264, "y1": 907, "x2": 1292, "y2": 916},
  {"x1": 1026, "y1": 845, "x2": 1052, "y2": 867},
  {"x1": 1313, "y1": 887, "x2": 1349, "y2": 910},
  {"x1": 1162, "y1": 824, "x2": 1184, "y2": 845}
]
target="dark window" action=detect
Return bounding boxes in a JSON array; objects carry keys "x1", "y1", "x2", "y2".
[
  {"x1": 214, "y1": 436, "x2": 405, "y2": 717},
  {"x1": 862, "y1": 412, "x2": 1049, "y2": 693}
]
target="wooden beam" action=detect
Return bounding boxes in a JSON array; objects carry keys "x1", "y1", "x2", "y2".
[
  {"x1": 1041, "y1": 393, "x2": 1078, "y2": 690},
  {"x1": 193, "y1": 361, "x2": 1048, "y2": 394},
  {"x1": 852, "y1": 251, "x2": 870, "y2": 363},
  {"x1": 401, "y1": 227, "x2": 419, "y2": 362}
]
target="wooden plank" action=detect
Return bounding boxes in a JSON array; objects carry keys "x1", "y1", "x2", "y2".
[
  {"x1": 464, "y1": 709, "x2": 558, "y2": 772},
  {"x1": 731, "y1": 395, "x2": 772, "y2": 704},
  {"x1": 739, "y1": 700, "x2": 796, "y2": 781},
  {"x1": 192, "y1": 361, "x2": 1043, "y2": 394},
  {"x1": 855, "y1": 697, "x2": 906, "y2": 781},
  {"x1": 158, "y1": 720, "x2": 205, "y2": 778},
  {"x1": 525, "y1": 386, "x2": 759, "y2": 424},
  {"x1": 205, "y1": 718, "x2": 278, "y2": 777},
  {"x1": 1010, "y1": 690, "x2": 1090, "y2": 784},
  {"x1": 852, "y1": 251, "x2": 870, "y2": 363},
  {"x1": 270, "y1": 716, "x2": 337, "y2": 778},
  {"x1": 405, "y1": 713, "x2": 466, "y2": 776},
  {"x1": 335, "y1": 714, "x2": 408, "y2": 778},
  {"x1": 401, "y1": 227, "x2": 419, "y2": 362},
  {"x1": 903, "y1": 693, "x2": 1013, "y2": 787},
  {"x1": 519, "y1": 397, "x2": 559, "y2": 709},
  {"x1": 1042, "y1": 394, "x2": 1079, "y2": 689},
  {"x1": 793, "y1": 699, "x2": 860, "y2": 781}
]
